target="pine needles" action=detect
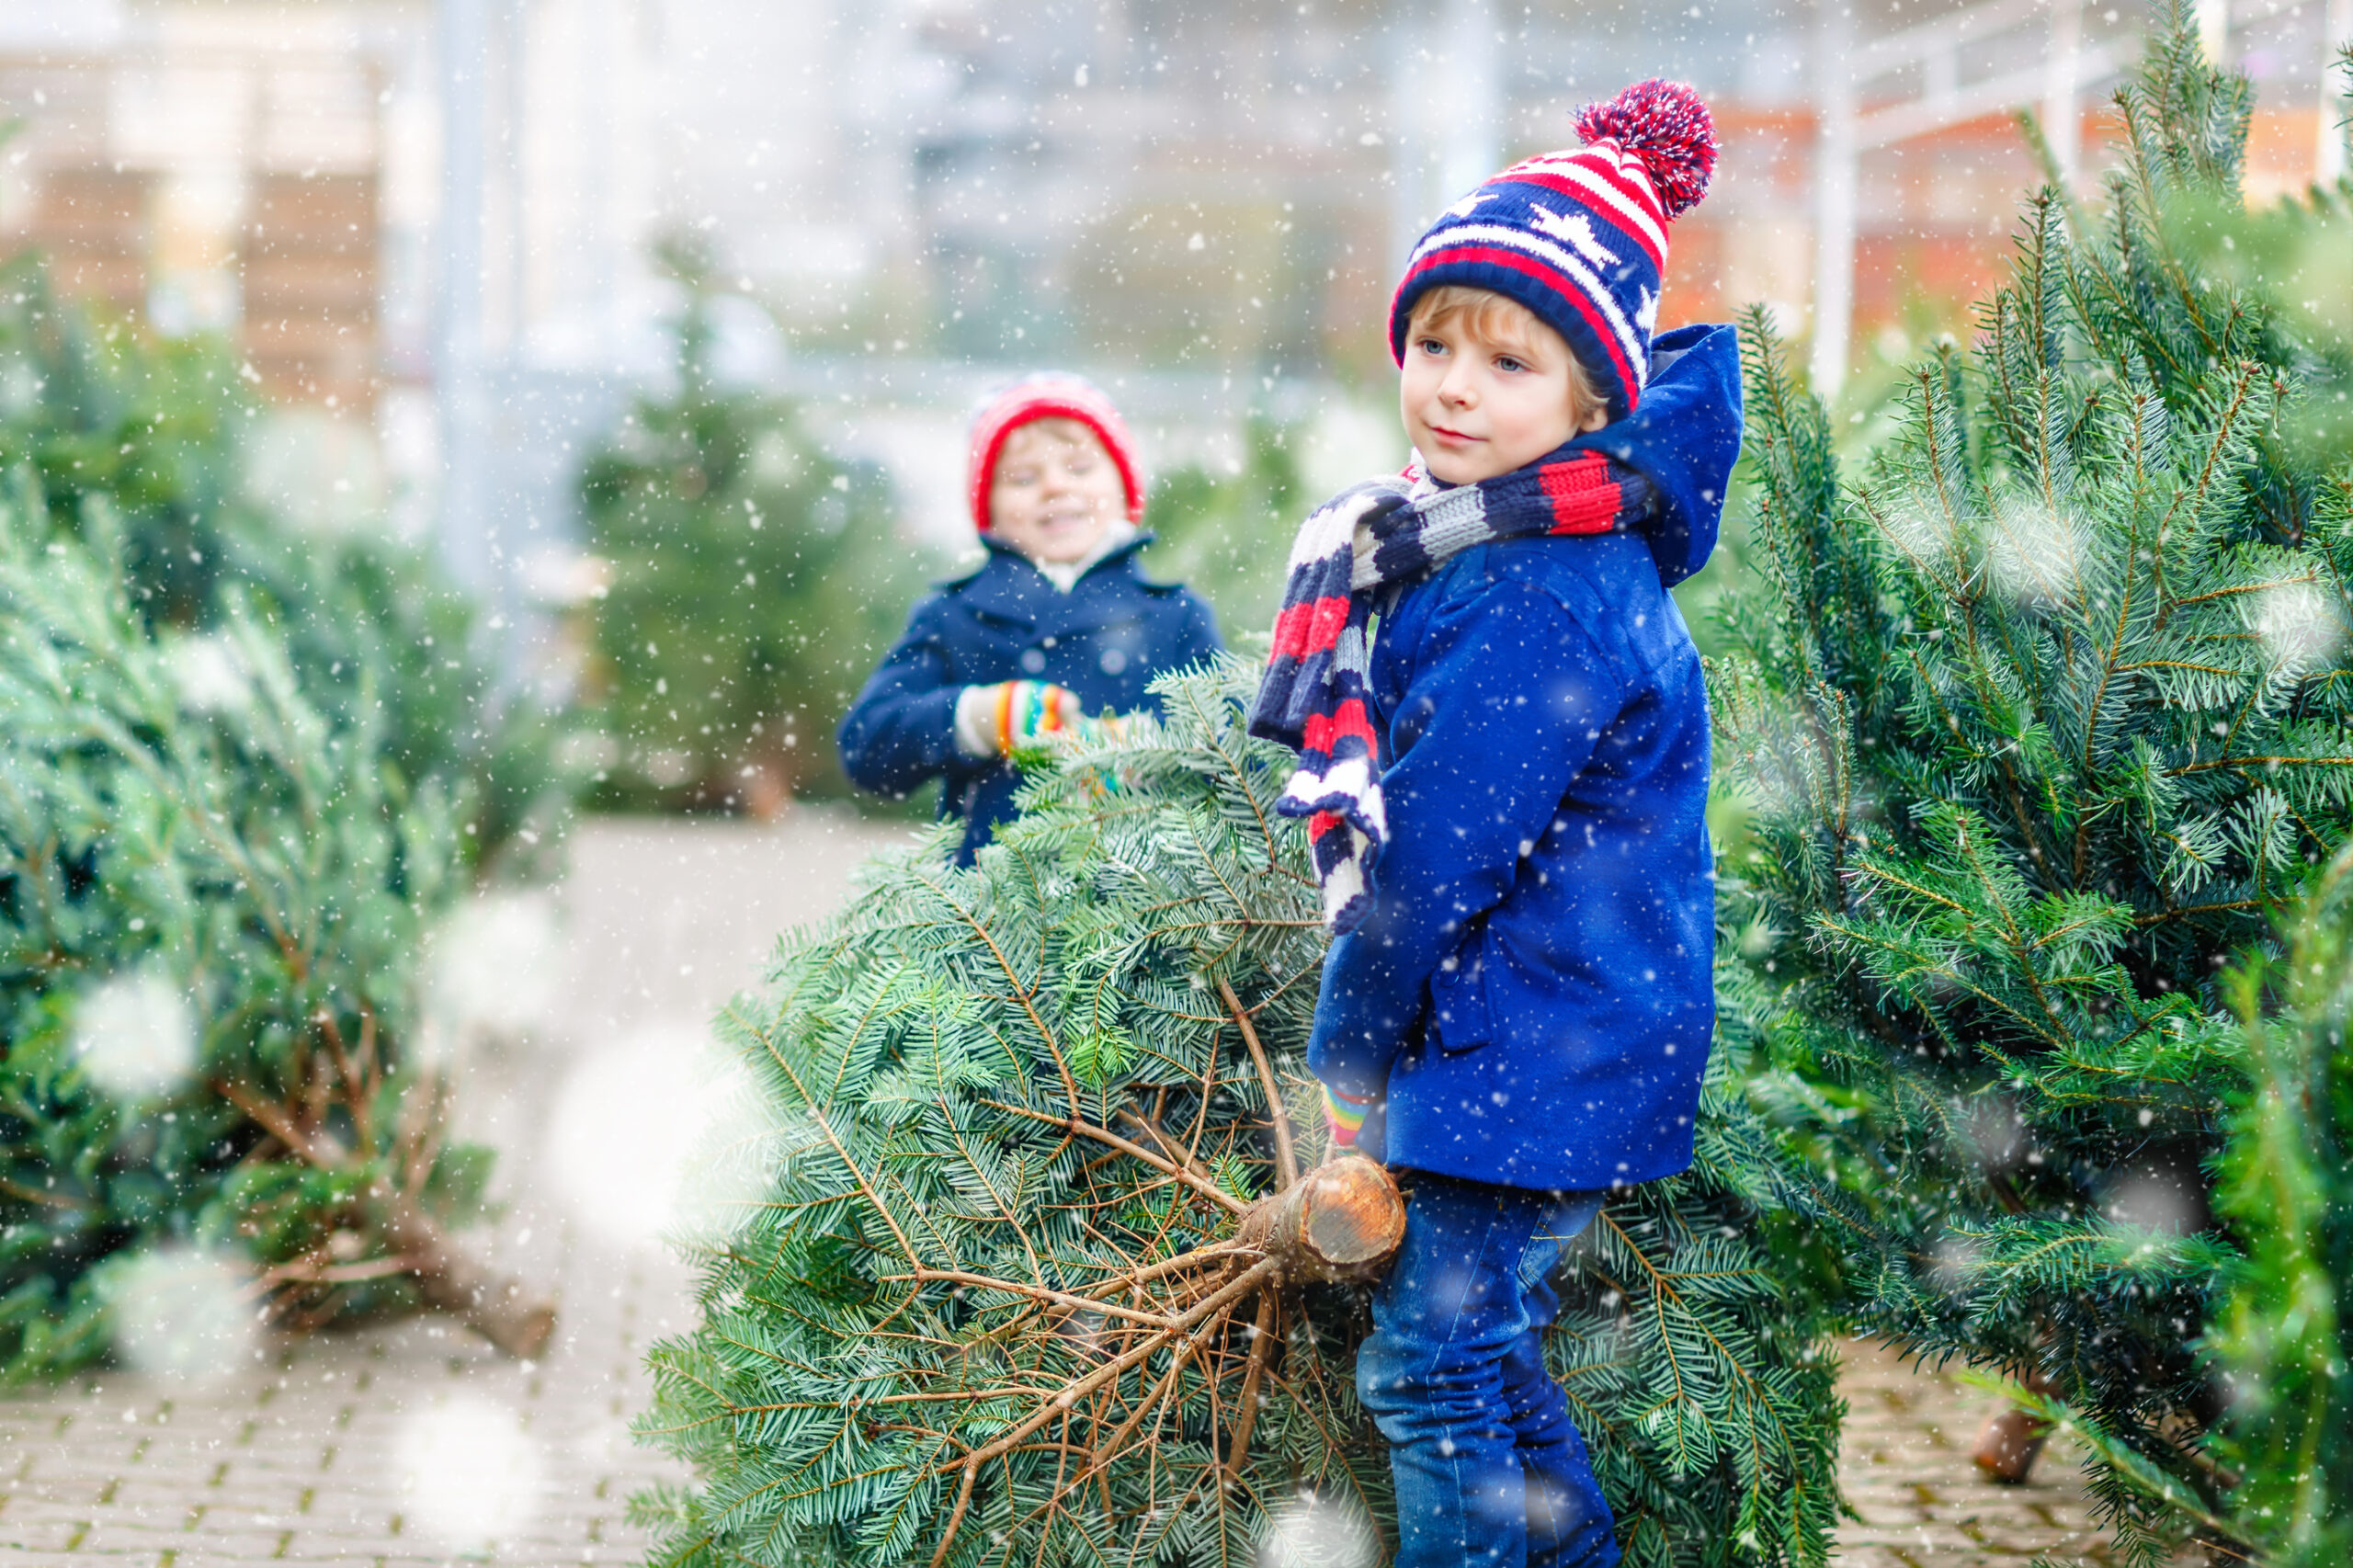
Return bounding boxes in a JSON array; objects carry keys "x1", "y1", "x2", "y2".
[
  {"x1": 0, "y1": 499, "x2": 549, "y2": 1374},
  {"x1": 1713, "y1": 4, "x2": 2353, "y2": 1555},
  {"x1": 634, "y1": 661, "x2": 1839, "y2": 1568},
  {"x1": 2209, "y1": 848, "x2": 2353, "y2": 1566}
]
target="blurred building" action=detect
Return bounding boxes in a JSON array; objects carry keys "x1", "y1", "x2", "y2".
[
  {"x1": 0, "y1": 0, "x2": 2344, "y2": 566},
  {"x1": 857, "y1": 0, "x2": 2346, "y2": 390},
  {"x1": 0, "y1": 3, "x2": 410, "y2": 412}
]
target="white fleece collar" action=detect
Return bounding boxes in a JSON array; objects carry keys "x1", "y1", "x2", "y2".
[{"x1": 1030, "y1": 520, "x2": 1140, "y2": 593}]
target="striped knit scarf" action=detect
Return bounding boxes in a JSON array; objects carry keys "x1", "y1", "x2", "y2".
[{"x1": 1247, "y1": 445, "x2": 1655, "y2": 933}]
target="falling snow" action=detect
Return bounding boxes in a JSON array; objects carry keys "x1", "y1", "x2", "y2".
[{"x1": 72, "y1": 970, "x2": 199, "y2": 1102}]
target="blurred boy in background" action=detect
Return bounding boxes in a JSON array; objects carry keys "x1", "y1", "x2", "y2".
[{"x1": 839, "y1": 373, "x2": 1223, "y2": 861}]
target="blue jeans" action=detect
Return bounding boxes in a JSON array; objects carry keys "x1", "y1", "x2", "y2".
[{"x1": 1357, "y1": 1172, "x2": 1618, "y2": 1568}]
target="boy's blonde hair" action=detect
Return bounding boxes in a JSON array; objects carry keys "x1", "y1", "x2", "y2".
[{"x1": 1406, "y1": 284, "x2": 1604, "y2": 427}]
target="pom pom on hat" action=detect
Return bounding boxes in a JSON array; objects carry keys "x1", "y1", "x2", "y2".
[
  {"x1": 1386, "y1": 77, "x2": 1723, "y2": 422},
  {"x1": 1573, "y1": 78, "x2": 1718, "y2": 220}
]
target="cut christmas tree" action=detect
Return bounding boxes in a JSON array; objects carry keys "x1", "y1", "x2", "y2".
[
  {"x1": 0, "y1": 498, "x2": 552, "y2": 1377},
  {"x1": 1712, "y1": 5, "x2": 2351, "y2": 1553},
  {"x1": 634, "y1": 661, "x2": 1839, "y2": 1568}
]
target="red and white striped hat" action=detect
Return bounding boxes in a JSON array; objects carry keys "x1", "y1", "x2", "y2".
[{"x1": 965, "y1": 372, "x2": 1144, "y2": 533}]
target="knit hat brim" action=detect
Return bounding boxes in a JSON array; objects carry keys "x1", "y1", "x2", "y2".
[{"x1": 1390, "y1": 247, "x2": 1645, "y2": 421}]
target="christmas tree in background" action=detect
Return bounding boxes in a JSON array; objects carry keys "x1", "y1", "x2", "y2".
[
  {"x1": 578, "y1": 237, "x2": 920, "y2": 814},
  {"x1": 634, "y1": 662, "x2": 1840, "y2": 1568},
  {"x1": 1145, "y1": 416, "x2": 1306, "y2": 642},
  {"x1": 2201, "y1": 44, "x2": 2353, "y2": 1559},
  {"x1": 0, "y1": 233, "x2": 573, "y2": 1376},
  {"x1": 0, "y1": 500, "x2": 551, "y2": 1377},
  {"x1": 1713, "y1": 5, "x2": 2350, "y2": 1552},
  {"x1": 0, "y1": 251, "x2": 574, "y2": 874}
]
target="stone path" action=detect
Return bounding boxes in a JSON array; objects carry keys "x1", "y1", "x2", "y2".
[
  {"x1": 0, "y1": 811, "x2": 910, "y2": 1567},
  {"x1": 1834, "y1": 1341, "x2": 2116, "y2": 1567},
  {"x1": 1, "y1": 814, "x2": 2125, "y2": 1566}
]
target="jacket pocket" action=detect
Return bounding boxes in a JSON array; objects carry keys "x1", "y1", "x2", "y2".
[{"x1": 1427, "y1": 919, "x2": 1496, "y2": 1054}]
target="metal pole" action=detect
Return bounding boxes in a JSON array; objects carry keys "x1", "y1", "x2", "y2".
[
  {"x1": 1437, "y1": 0, "x2": 1501, "y2": 201},
  {"x1": 2196, "y1": 0, "x2": 2230, "y2": 63},
  {"x1": 504, "y1": 0, "x2": 529, "y2": 353},
  {"x1": 576, "y1": 0, "x2": 618, "y2": 351},
  {"x1": 1387, "y1": 1, "x2": 1427, "y2": 272},
  {"x1": 2043, "y1": 0, "x2": 2081, "y2": 188},
  {"x1": 438, "y1": 0, "x2": 494, "y2": 599},
  {"x1": 1811, "y1": 0, "x2": 1858, "y2": 399}
]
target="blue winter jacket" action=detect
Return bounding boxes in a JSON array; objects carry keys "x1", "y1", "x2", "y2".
[
  {"x1": 1306, "y1": 322, "x2": 1741, "y2": 1193},
  {"x1": 838, "y1": 535, "x2": 1223, "y2": 862}
]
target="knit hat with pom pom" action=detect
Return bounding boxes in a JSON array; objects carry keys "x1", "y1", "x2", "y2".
[{"x1": 1388, "y1": 79, "x2": 1718, "y2": 423}]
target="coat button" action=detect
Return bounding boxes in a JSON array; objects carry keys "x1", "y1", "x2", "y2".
[{"x1": 1020, "y1": 649, "x2": 1046, "y2": 674}]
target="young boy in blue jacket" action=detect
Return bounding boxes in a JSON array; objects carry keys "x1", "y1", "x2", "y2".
[
  {"x1": 840, "y1": 374, "x2": 1222, "y2": 862},
  {"x1": 1250, "y1": 82, "x2": 1740, "y2": 1568}
]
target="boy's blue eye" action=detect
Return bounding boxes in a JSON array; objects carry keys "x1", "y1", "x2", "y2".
[{"x1": 1495, "y1": 356, "x2": 1525, "y2": 373}]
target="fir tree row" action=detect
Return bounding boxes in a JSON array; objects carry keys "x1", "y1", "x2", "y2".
[{"x1": 1713, "y1": 6, "x2": 2352, "y2": 1556}]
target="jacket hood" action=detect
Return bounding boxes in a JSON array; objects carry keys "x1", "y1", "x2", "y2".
[{"x1": 1564, "y1": 320, "x2": 1742, "y2": 588}]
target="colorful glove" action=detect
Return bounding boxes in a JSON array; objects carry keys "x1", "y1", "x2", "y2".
[
  {"x1": 1322, "y1": 1085, "x2": 1374, "y2": 1152},
  {"x1": 958, "y1": 681, "x2": 1083, "y2": 760},
  {"x1": 995, "y1": 680, "x2": 1078, "y2": 756}
]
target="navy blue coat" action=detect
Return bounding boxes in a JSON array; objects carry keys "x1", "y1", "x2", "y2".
[
  {"x1": 838, "y1": 536, "x2": 1223, "y2": 861},
  {"x1": 1306, "y1": 322, "x2": 1741, "y2": 1193}
]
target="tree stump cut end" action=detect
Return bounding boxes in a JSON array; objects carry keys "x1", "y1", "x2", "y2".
[{"x1": 1240, "y1": 1155, "x2": 1404, "y2": 1285}]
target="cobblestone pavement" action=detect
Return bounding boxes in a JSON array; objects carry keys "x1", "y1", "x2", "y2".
[
  {"x1": 0, "y1": 812, "x2": 911, "y2": 1568},
  {"x1": 1833, "y1": 1340, "x2": 2116, "y2": 1567},
  {"x1": 2, "y1": 814, "x2": 2125, "y2": 1566}
]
